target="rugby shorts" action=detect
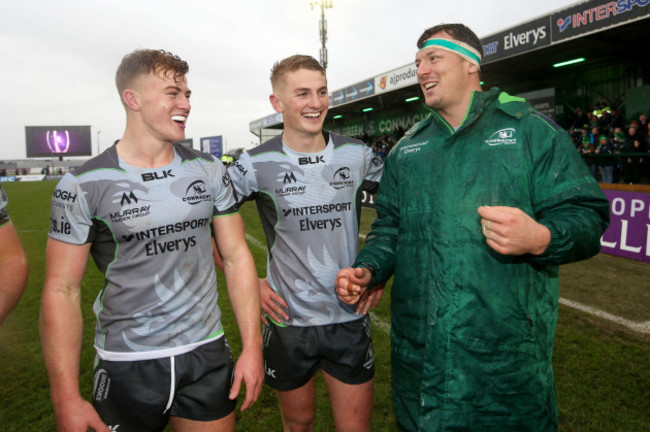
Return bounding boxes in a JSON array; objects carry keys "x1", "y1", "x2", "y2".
[
  {"x1": 92, "y1": 337, "x2": 236, "y2": 432},
  {"x1": 262, "y1": 315, "x2": 374, "y2": 391}
]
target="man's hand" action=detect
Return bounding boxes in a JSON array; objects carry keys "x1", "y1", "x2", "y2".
[
  {"x1": 229, "y1": 347, "x2": 264, "y2": 412},
  {"x1": 355, "y1": 282, "x2": 385, "y2": 315},
  {"x1": 259, "y1": 278, "x2": 289, "y2": 324},
  {"x1": 336, "y1": 267, "x2": 372, "y2": 305},
  {"x1": 54, "y1": 397, "x2": 110, "y2": 432},
  {"x1": 478, "y1": 206, "x2": 551, "y2": 256}
]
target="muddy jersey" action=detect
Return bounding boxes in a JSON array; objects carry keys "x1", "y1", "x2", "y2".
[
  {"x1": 0, "y1": 185, "x2": 9, "y2": 227},
  {"x1": 228, "y1": 131, "x2": 383, "y2": 327},
  {"x1": 48, "y1": 144, "x2": 237, "y2": 361}
]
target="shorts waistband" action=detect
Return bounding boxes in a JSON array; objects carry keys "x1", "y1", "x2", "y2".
[{"x1": 94, "y1": 333, "x2": 223, "y2": 362}]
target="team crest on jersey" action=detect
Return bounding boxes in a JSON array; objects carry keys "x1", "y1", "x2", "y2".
[
  {"x1": 329, "y1": 167, "x2": 353, "y2": 190},
  {"x1": 182, "y1": 180, "x2": 212, "y2": 205}
]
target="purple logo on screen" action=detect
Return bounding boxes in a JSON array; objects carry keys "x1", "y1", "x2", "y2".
[{"x1": 46, "y1": 130, "x2": 70, "y2": 153}]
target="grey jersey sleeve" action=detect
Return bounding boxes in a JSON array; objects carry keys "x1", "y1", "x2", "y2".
[
  {"x1": 363, "y1": 146, "x2": 384, "y2": 192},
  {"x1": 49, "y1": 173, "x2": 94, "y2": 244},
  {"x1": 227, "y1": 152, "x2": 258, "y2": 205},
  {"x1": 211, "y1": 157, "x2": 238, "y2": 215}
]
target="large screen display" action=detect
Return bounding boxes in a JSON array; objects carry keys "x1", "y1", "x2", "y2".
[{"x1": 25, "y1": 125, "x2": 92, "y2": 157}]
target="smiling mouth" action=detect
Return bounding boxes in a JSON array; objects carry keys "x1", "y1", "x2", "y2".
[
  {"x1": 303, "y1": 112, "x2": 321, "y2": 119},
  {"x1": 423, "y1": 82, "x2": 438, "y2": 91},
  {"x1": 171, "y1": 115, "x2": 187, "y2": 124}
]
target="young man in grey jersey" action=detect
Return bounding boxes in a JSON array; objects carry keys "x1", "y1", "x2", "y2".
[
  {"x1": 226, "y1": 55, "x2": 384, "y2": 431},
  {"x1": 40, "y1": 49, "x2": 263, "y2": 432},
  {"x1": 0, "y1": 185, "x2": 28, "y2": 325}
]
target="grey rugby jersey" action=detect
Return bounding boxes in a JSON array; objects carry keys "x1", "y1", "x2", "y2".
[
  {"x1": 49, "y1": 144, "x2": 236, "y2": 360},
  {"x1": 228, "y1": 132, "x2": 383, "y2": 327},
  {"x1": 0, "y1": 185, "x2": 9, "y2": 227}
]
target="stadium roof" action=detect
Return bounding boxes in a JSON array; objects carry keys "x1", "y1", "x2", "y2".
[{"x1": 250, "y1": 0, "x2": 650, "y2": 136}]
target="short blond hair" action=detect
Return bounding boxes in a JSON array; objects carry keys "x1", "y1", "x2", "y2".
[{"x1": 270, "y1": 55, "x2": 325, "y2": 91}]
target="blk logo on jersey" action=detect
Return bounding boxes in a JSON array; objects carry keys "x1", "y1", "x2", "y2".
[
  {"x1": 142, "y1": 169, "x2": 174, "y2": 182},
  {"x1": 299, "y1": 155, "x2": 325, "y2": 165}
]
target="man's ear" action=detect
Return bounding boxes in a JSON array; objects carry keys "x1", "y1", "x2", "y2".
[
  {"x1": 122, "y1": 89, "x2": 140, "y2": 111},
  {"x1": 269, "y1": 93, "x2": 284, "y2": 114},
  {"x1": 466, "y1": 61, "x2": 480, "y2": 76}
]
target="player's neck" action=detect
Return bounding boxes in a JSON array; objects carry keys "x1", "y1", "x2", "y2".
[
  {"x1": 436, "y1": 85, "x2": 482, "y2": 129},
  {"x1": 282, "y1": 129, "x2": 326, "y2": 154},
  {"x1": 116, "y1": 131, "x2": 175, "y2": 168}
]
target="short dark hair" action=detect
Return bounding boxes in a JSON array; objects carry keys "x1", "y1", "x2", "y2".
[
  {"x1": 270, "y1": 55, "x2": 326, "y2": 91},
  {"x1": 416, "y1": 23, "x2": 482, "y2": 55},
  {"x1": 115, "y1": 49, "x2": 189, "y2": 95}
]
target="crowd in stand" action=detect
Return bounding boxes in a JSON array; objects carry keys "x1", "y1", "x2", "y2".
[
  {"x1": 355, "y1": 103, "x2": 649, "y2": 186},
  {"x1": 357, "y1": 128, "x2": 405, "y2": 160},
  {"x1": 569, "y1": 104, "x2": 649, "y2": 184}
]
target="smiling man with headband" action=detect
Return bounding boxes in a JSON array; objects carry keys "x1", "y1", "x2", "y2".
[{"x1": 336, "y1": 23, "x2": 609, "y2": 431}]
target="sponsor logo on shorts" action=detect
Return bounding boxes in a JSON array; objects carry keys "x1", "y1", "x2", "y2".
[
  {"x1": 263, "y1": 324, "x2": 272, "y2": 347},
  {"x1": 485, "y1": 128, "x2": 517, "y2": 146},
  {"x1": 362, "y1": 317, "x2": 375, "y2": 369},
  {"x1": 93, "y1": 368, "x2": 111, "y2": 402},
  {"x1": 363, "y1": 344, "x2": 375, "y2": 370}
]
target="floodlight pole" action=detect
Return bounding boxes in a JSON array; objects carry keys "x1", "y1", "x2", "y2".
[{"x1": 311, "y1": 0, "x2": 333, "y2": 70}]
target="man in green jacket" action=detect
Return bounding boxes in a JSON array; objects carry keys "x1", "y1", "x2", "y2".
[{"x1": 336, "y1": 23, "x2": 610, "y2": 431}]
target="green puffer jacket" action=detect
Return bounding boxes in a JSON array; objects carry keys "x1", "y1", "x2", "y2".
[{"x1": 356, "y1": 88, "x2": 610, "y2": 431}]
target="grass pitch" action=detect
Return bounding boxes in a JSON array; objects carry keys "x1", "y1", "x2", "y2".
[{"x1": 0, "y1": 180, "x2": 648, "y2": 431}]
